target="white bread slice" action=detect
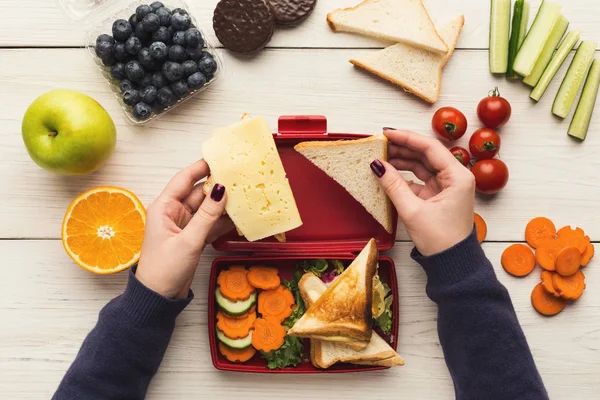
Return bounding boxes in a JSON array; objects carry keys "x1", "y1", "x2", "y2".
[
  {"x1": 288, "y1": 239, "x2": 378, "y2": 349},
  {"x1": 294, "y1": 136, "x2": 393, "y2": 233},
  {"x1": 327, "y1": 0, "x2": 448, "y2": 54},
  {"x1": 349, "y1": 15, "x2": 465, "y2": 104},
  {"x1": 299, "y1": 273, "x2": 404, "y2": 369}
]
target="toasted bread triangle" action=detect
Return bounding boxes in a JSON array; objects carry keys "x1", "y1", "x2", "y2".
[{"x1": 288, "y1": 239, "x2": 378, "y2": 347}]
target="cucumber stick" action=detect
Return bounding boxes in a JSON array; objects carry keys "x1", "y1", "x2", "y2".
[
  {"x1": 490, "y1": 0, "x2": 512, "y2": 74},
  {"x1": 568, "y1": 59, "x2": 600, "y2": 141},
  {"x1": 523, "y1": 15, "x2": 569, "y2": 87},
  {"x1": 553, "y1": 41, "x2": 597, "y2": 118},
  {"x1": 530, "y1": 30, "x2": 580, "y2": 101},
  {"x1": 513, "y1": 1, "x2": 562, "y2": 77},
  {"x1": 507, "y1": 0, "x2": 530, "y2": 79}
]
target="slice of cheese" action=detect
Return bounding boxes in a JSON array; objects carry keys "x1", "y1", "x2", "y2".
[{"x1": 202, "y1": 115, "x2": 302, "y2": 242}]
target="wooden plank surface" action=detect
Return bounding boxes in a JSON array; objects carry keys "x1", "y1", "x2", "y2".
[
  {"x1": 1, "y1": 241, "x2": 598, "y2": 399},
  {"x1": 1, "y1": 48, "x2": 600, "y2": 240},
  {"x1": 2, "y1": 0, "x2": 600, "y2": 49}
]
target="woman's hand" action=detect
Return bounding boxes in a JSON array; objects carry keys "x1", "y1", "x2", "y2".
[
  {"x1": 371, "y1": 129, "x2": 475, "y2": 256},
  {"x1": 136, "y1": 160, "x2": 234, "y2": 299}
]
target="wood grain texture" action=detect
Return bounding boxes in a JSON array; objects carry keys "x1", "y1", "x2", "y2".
[
  {"x1": 2, "y1": 0, "x2": 600, "y2": 49},
  {"x1": 0, "y1": 241, "x2": 598, "y2": 399},
  {"x1": 1, "y1": 48, "x2": 600, "y2": 240}
]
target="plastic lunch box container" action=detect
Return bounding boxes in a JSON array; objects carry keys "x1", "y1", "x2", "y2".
[
  {"x1": 57, "y1": 0, "x2": 223, "y2": 125},
  {"x1": 207, "y1": 115, "x2": 400, "y2": 373}
]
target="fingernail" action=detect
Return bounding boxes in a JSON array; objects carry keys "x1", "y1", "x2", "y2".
[
  {"x1": 382, "y1": 127, "x2": 396, "y2": 131},
  {"x1": 210, "y1": 184, "x2": 225, "y2": 202},
  {"x1": 370, "y1": 160, "x2": 386, "y2": 178}
]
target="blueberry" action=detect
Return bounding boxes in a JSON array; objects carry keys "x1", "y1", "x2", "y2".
[
  {"x1": 129, "y1": 14, "x2": 138, "y2": 29},
  {"x1": 150, "y1": 1, "x2": 165, "y2": 11},
  {"x1": 172, "y1": 7, "x2": 188, "y2": 15},
  {"x1": 181, "y1": 60, "x2": 198, "y2": 77},
  {"x1": 172, "y1": 30, "x2": 186, "y2": 46},
  {"x1": 101, "y1": 54, "x2": 117, "y2": 67},
  {"x1": 113, "y1": 42, "x2": 129, "y2": 62},
  {"x1": 138, "y1": 47, "x2": 153, "y2": 64},
  {"x1": 171, "y1": 11, "x2": 191, "y2": 31},
  {"x1": 125, "y1": 60, "x2": 145, "y2": 82},
  {"x1": 139, "y1": 74, "x2": 153, "y2": 88},
  {"x1": 112, "y1": 19, "x2": 133, "y2": 42},
  {"x1": 149, "y1": 41, "x2": 168, "y2": 60},
  {"x1": 125, "y1": 36, "x2": 142, "y2": 55},
  {"x1": 136, "y1": 4, "x2": 153, "y2": 20},
  {"x1": 162, "y1": 61, "x2": 184, "y2": 82},
  {"x1": 142, "y1": 13, "x2": 161, "y2": 32},
  {"x1": 96, "y1": 34, "x2": 114, "y2": 46},
  {"x1": 168, "y1": 45, "x2": 186, "y2": 62},
  {"x1": 198, "y1": 52, "x2": 218, "y2": 76},
  {"x1": 171, "y1": 80, "x2": 190, "y2": 98},
  {"x1": 134, "y1": 23, "x2": 152, "y2": 43},
  {"x1": 123, "y1": 88, "x2": 142, "y2": 106},
  {"x1": 110, "y1": 63, "x2": 127, "y2": 80},
  {"x1": 141, "y1": 85, "x2": 158, "y2": 104},
  {"x1": 155, "y1": 7, "x2": 172, "y2": 25},
  {"x1": 186, "y1": 46, "x2": 203, "y2": 61},
  {"x1": 152, "y1": 26, "x2": 171, "y2": 44},
  {"x1": 151, "y1": 71, "x2": 168, "y2": 88},
  {"x1": 95, "y1": 40, "x2": 114, "y2": 58},
  {"x1": 187, "y1": 72, "x2": 207, "y2": 90},
  {"x1": 184, "y1": 28, "x2": 203, "y2": 48},
  {"x1": 133, "y1": 102, "x2": 153, "y2": 121},
  {"x1": 156, "y1": 86, "x2": 176, "y2": 107},
  {"x1": 120, "y1": 79, "x2": 134, "y2": 93}
]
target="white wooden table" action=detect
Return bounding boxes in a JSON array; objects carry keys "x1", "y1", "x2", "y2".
[{"x1": 1, "y1": 0, "x2": 599, "y2": 399}]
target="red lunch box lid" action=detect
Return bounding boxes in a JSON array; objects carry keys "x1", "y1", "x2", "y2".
[{"x1": 212, "y1": 115, "x2": 398, "y2": 255}]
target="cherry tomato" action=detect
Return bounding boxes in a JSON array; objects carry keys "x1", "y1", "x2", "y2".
[
  {"x1": 432, "y1": 107, "x2": 468, "y2": 141},
  {"x1": 469, "y1": 128, "x2": 501, "y2": 160},
  {"x1": 450, "y1": 146, "x2": 471, "y2": 167},
  {"x1": 471, "y1": 159, "x2": 509, "y2": 195},
  {"x1": 477, "y1": 87, "x2": 512, "y2": 129}
]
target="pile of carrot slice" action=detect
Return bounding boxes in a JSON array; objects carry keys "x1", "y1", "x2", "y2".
[{"x1": 501, "y1": 217, "x2": 594, "y2": 317}]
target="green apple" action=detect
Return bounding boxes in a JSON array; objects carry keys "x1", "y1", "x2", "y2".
[{"x1": 22, "y1": 89, "x2": 117, "y2": 175}]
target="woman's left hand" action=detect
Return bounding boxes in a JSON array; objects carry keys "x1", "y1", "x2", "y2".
[{"x1": 136, "y1": 160, "x2": 233, "y2": 299}]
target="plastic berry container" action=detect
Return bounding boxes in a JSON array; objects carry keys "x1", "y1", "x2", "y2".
[{"x1": 57, "y1": 0, "x2": 223, "y2": 125}]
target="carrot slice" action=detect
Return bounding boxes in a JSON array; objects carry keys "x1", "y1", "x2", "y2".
[
  {"x1": 535, "y1": 238, "x2": 568, "y2": 271},
  {"x1": 218, "y1": 342, "x2": 256, "y2": 363},
  {"x1": 540, "y1": 271, "x2": 560, "y2": 297},
  {"x1": 501, "y1": 244, "x2": 536, "y2": 277},
  {"x1": 581, "y1": 243, "x2": 595, "y2": 267},
  {"x1": 557, "y1": 226, "x2": 588, "y2": 253},
  {"x1": 252, "y1": 318, "x2": 286, "y2": 352},
  {"x1": 474, "y1": 213, "x2": 487, "y2": 243},
  {"x1": 217, "y1": 310, "x2": 257, "y2": 339},
  {"x1": 257, "y1": 285, "x2": 295, "y2": 323},
  {"x1": 555, "y1": 246, "x2": 582, "y2": 277},
  {"x1": 247, "y1": 266, "x2": 281, "y2": 290},
  {"x1": 552, "y1": 270, "x2": 586, "y2": 300},
  {"x1": 525, "y1": 217, "x2": 556, "y2": 248},
  {"x1": 217, "y1": 266, "x2": 254, "y2": 302},
  {"x1": 531, "y1": 283, "x2": 567, "y2": 316}
]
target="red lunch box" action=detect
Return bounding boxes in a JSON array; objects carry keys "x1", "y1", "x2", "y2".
[{"x1": 207, "y1": 115, "x2": 400, "y2": 373}]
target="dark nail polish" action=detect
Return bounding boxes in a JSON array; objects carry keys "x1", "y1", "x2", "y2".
[
  {"x1": 382, "y1": 127, "x2": 396, "y2": 131},
  {"x1": 370, "y1": 160, "x2": 386, "y2": 178},
  {"x1": 210, "y1": 184, "x2": 225, "y2": 202}
]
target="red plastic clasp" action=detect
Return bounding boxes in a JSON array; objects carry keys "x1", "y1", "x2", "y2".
[{"x1": 277, "y1": 115, "x2": 327, "y2": 135}]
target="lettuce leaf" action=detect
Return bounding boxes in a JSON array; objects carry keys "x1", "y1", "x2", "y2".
[
  {"x1": 373, "y1": 283, "x2": 393, "y2": 334},
  {"x1": 297, "y1": 259, "x2": 328, "y2": 277}
]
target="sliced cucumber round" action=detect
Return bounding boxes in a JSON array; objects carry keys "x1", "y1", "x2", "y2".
[
  {"x1": 215, "y1": 287, "x2": 256, "y2": 316},
  {"x1": 217, "y1": 328, "x2": 253, "y2": 349}
]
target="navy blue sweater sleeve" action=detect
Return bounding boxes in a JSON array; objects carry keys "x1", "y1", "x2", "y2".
[
  {"x1": 53, "y1": 267, "x2": 192, "y2": 400},
  {"x1": 412, "y1": 229, "x2": 548, "y2": 400}
]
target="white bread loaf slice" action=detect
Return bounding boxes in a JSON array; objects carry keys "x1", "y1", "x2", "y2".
[
  {"x1": 349, "y1": 15, "x2": 465, "y2": 103},
  {"x1": 327, "y1": 0, "x2": 448, "y2": 54},
  {"x1": 294, "y1": 135, "x2": 393, "y2": 233}
]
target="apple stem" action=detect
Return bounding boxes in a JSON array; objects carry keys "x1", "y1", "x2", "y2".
[{"x1": 48, "y1": 131, "x2": 58, "y2": 138}]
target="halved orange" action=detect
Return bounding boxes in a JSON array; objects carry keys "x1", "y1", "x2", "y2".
[{"x1": 61, "y1": 186, "x2": 146, "y2": 274}]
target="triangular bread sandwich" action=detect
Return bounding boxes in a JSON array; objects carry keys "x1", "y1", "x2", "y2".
[
  {"x1": 294, "y1": 135, "x2": 393, "y2": 233},
  {"x1": 327, "y1": 0, "x2": 448, "y2": 54},
  {"x1": 299, "y1": 272, "x2": 404, "y2": 368},
  {"x1": 202, "y1": 115, "x2": 302, "y2": 242},
  {"x1": 288, "y1": 239, "x2": 378, "y2": 350},
  {"x1": 349, "y1": 15, "x2": 465, "y2": 103}
]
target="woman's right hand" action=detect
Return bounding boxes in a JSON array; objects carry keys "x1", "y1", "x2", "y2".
[{"x1": 371, "y1": 129, "x2": 476, "y2": 256}]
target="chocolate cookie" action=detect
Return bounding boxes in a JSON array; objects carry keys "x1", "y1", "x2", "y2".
[
  {"x1": 213, "y1": 0, "x2": 275, "y2": 53},
  {"x1": 267, "y1": 0, "x2": 317, "y2": 25}
]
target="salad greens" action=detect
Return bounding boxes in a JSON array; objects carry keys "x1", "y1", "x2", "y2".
[
  {"x1": 297, "y1": 259, "x2": 328, "y2": 277},
  {"x1": 374, "y1": 282, "x2": 393, "y2": 334}
]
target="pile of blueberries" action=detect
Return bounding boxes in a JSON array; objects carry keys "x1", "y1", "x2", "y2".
[{"x1": 94, "y1": 2, "x2": 218, "y2": 121}]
